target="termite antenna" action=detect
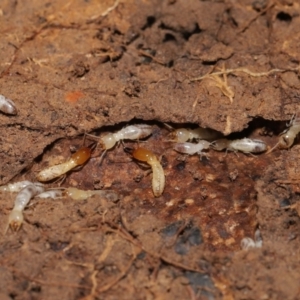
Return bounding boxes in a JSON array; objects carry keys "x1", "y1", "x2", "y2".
[
  {"x1": 266, "y1": 141, "x2": 280, "y2": 154},
  {"x1": 123, "y1": 146, "x2": 134, "y2": 155},
  {"x1": 47, "y1": 187, "x2": 66, "y2": 191},
  {"x1": 98, "y1": 149, "x2": 107, "y2": 166},
  {"x1": 163, "y1": 123, "x2": 174, "y2": 131},
  {"x1": 4, "y1": 224, "x2": 9, "y2": 235}
]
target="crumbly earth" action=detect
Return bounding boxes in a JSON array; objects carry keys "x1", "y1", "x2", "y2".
[{"x1": 0, "y1": 1, "x2": 300, "y2": 299}]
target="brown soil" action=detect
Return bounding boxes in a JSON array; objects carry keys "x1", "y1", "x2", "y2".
[{"x1": 0, "y1": 0, "x2": 300, "y2": 299}]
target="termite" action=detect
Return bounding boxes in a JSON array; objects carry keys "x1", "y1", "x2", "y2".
[
  {"x1": 87, "y1": 124, "x2": 153, "y2": 164},
  {"x1": 0, "y1": 181, "x2": 44, "y2": 192},
  {"x1": 0, "y1": 94, "x2": 17, "y2": 115},
  {"x1": 36, "y1": 146, "x2": 92, "y2": 182},
  {"x1": 37, "y1": 187, "x2": 119, "y2": 202},
  {"x1": 132, "y1": 147, "x2": 165, "y2": 197},
  {"x1": 173, "y1": 141, "x2": 211, "y2": 158},
  {"x1": 267, "y1": 115, "x2": 300, "y2": 153},
  {"x1": 171, "y1": 127, "x2": 221, "y2": 143},
  {"x1": 8, "y1": 183, "x2": 45, "y2": 231},
  {"x1": 63, "y1": 187, "x2": 119, "y2": 202},
  {"x1": 95, "y1": 124, "x2": 153, "y2": 150},
  {"x1": 240, "y1": 229, "x2": 262, "y2": 250},
  {"x1": 211, "y1": 138, "x2": 267, "y2": 154}
]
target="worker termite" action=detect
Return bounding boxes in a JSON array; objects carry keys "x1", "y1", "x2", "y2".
[
  {"x1": 212, "y1": 138, "x2": 267, "y2": 154},
  {"x1": 36, "y1": 146, "x2": 92, "y2": 182},
  {"x1": 87, "y1": 124, "x2": 153, "y2": 164},
  {"x1": 8, "y1": 183, "x2": 45, "y2": 231},
  {"x1": 240, "y1": 229, "x2": 263, "y2": 250},
  {"x1": 171, "y1": 127, "x2": 221, "y2": 143},
  {"x1": 132, "y1": 147, "x2": 165, "y2": 197},
  {"x1": 37, "y1": 187, "x2": 119, "y2": 202},
  {"x1": 99, "y1": 124, "x2": 153, "y2": 149},
  {"x1": 173, "y1": 141, "x2": 211, "y2": 158},
  {"x1": 0, "y1": 94, "x2": 17, "y2": 115},
  {"x1": 0, "y1": 181, "x2": 44, "y2": 192},
  {"x1": 267, "y1": 115, "x2": 300, "y2": 153}
]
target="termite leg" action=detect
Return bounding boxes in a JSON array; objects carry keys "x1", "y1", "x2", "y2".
[
  {"x1": 52, "y1": 174, "x2": 67, "y2": 186},
  {"x1": 266, "y1": 141, "x2": 280, "y2": 154},
  {"x1": 98, "y1": 149, "x2": 107, "y2": 166}
]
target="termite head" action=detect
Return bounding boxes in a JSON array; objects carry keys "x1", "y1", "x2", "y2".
[
  {"x1": 170, "y1": 128, "x2": 190, "y2": 142},
  {"x1": 211, "y1": 139, "x2": 229, "y2": 151},
  {"x1": 0, "y1": 96, "x2": 17, "y2": 115},
  {"x1": 71, "y1": 147, "x2": 92, "y2": 165},
  {"x1": 8, "y1": 210, "x2": 23, "y2": 231},
  {"x1": 100, "y1": 133, "x2": 116, "y2": 149},
  {"x1": 133, "y1": 147, "x2": 155, "y2": 162},
  {"x1": 278, "y1": 132, "x2": 294, "y2": 149}
]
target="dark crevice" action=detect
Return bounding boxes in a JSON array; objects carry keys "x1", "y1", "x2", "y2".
[
  {"x1": 167, "y1": 60, "x2": 174, "y2": 68},
  {"x1": 142, "y1": 16, "x2": 156, "y2": 30},
  {"x1": 163, "y1": 33, "x2": 176, "y2": 43},
  {"x1": 182, "y1": 23, "x2": 201, "y2": 40},
  {"x1": 276, "y1": 11, "x2": 292, "y2": 22}
]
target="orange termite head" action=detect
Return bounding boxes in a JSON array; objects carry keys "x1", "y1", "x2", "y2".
[
  {"x1": 71, "y1": 147, "x2": 92, "y2": 165},
  {"x1": 132, "y1": 147, "x2": 155, "y2": 162}
]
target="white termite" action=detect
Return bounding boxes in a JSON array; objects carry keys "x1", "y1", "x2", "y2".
[
  {"x1": 132, "y1": 147, "x2": 165, "y2": 197},
  {"x1": 64, "y1": 187, "x2": 119, "y2": 202},
  {"x1": 173, "y1": 141, "x2": 211, "y2": 157},
  {"x1": 0, "y1": 94, "x2": 17, "y2": 115},
  {"x1": 8, "y1": 183, "x2": 45, "y2": 231},
  {"x1": 171, "y1": 127, "x2": 221, "y2": 143},
  {"x1": 99, "y1": 124, "x2": 153, "y2": 149},
  {"x1": 240, "y1": 229, "x2": 263, "y2": 250},
  {"x1": 36, "y1": 187, "x2": 119, "y2": 202},
  {"x1": 0, "y1": 181, "x2": 44, "y2": 192},
  {"x1": 35, "y1": 190, "x2": 63, "y2": 199},
  {"x1": 212, "y1": 138, "x2": 267, "y2": 154}
]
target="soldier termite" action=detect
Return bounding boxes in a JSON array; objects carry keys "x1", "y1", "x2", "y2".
[
  {"x1": 212, "y1": 138, "x2": 267, "y2": 154},
  {"x1": 7, "y1": 183, "x2": 45, "y2": 231},
  {"x1": 173, "y1": 141, "x2": 211, "y2": 158},
  {"x1": 0, "y1": 94, "x2": 17, "y2": 115},
  {"x1": 36, "y1": 146, "x2": 92, "y2": 182},
  {"x1": 132, "y1": 147, "x2": 165, "y2": 197}
]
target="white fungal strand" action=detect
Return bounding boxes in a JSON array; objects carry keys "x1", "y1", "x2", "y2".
[
  {"x1": 100, "y1": 124, "x2": 153, "y2": 149},
  {"x1": 172, "y1": 127, "x2": 220, "y2": 143},
  {"x1": 0, "y1": 181, "x2": 44, "y2": 192},
  {"x1": 212, "y1": 138, "x2": 267, "y2": 154},
  {"x1": 174, "y1": 141, "x2": 211, "y2": 156},
  {"x1": 8, "y1": 183, "x2": 45, "y2": 231},
  {"x1": 0, "y1": 94, "x2": 17, "y2": 115}
]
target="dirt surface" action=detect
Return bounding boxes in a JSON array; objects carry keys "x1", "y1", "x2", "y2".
[{"x1": 1, "y1": 0, "x2": 300, "y2": 299}]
